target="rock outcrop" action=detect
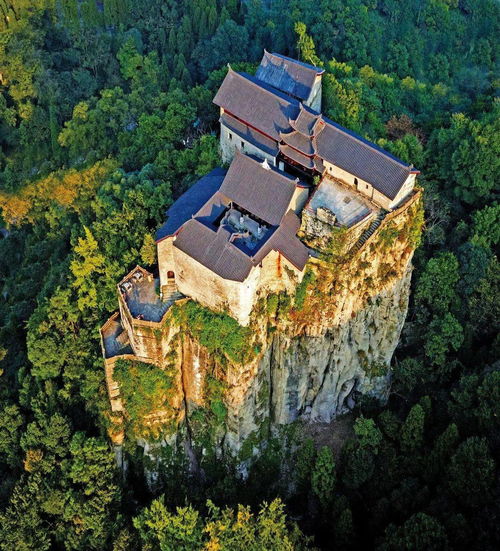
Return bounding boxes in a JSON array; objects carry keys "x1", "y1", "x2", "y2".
[{"x1": 105, "y1": 191, "x2": 423, "y2": 461}]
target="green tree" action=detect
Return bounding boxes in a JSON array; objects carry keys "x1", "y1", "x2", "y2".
[
  {"x1": 424, "y1": 312, "x2": 463, "y2": 365},
  {"x1": 133, "y1": 497, "x2": 204, "y2": 550},
  {"x1": 446, "y1": 437, "x2": 495, "y2": 507},
  {"x1": 140, "y1": 232, "x2": 157, "y2": 266},
  {"x1": 294, "y1": 22, "x2": 322, "y2": 66},
  {"x1": 425, "y1": 423, "x2": 459, "y2": 482},
  {"x1": 0, "y1": 404, "x2": 23, "y2": 468},
  {"x1": 379, "y1": 512, "x2": 449, "y2": 551},
  {"x1": 70, "y1": 226, "x2": 106, "y2": 311},
  {"x1": 311, "y1": 446, "x2": 335, "y2": 508},
  {"x1": 354, "y1": 415, "x2": 383, "y2": 453},
  {"x1": 471, "y1": 203, "x2": 500, "y2": 249},
  {"x1": 294, "y1": 438, "x2": 316, "y2": 494},
  {"x1": 400, "y1": 404, "x2": 425, "y2": 454},
  {"x1": 415, "y1": 252, "x2": 460, "y2": 316}
]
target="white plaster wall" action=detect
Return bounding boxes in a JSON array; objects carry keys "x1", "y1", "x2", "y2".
[
  {"x1": 389, "y1": 174, "x2": 416, "y2": 209},
  {"x1": 172, "y1": 246, "x2": 260, "y2": 326},
  {"x1": 323, "y1": 161, "x2": 392, "y2": 209},
  {"x1": 220, "y1": 123, "x2": 277, "y2": 166},
  {"x1": 157, "y1": 237, "x2": 175, "y2": 289},
  {"x1": 306, "y1": 74, "x2": 323, "y2": 111},
  {"x1": 169, "y1": 243, "x2": 304, "y2": 326},
  {"x1": 323, "y1": 160, "x2": 415, "y2": 210},
  {"x1": 291, "y1": 187, "x2": 310, "y2": 214},
  {"x1": 371, "y1": 189, "x2": 391, "y2": 210}
]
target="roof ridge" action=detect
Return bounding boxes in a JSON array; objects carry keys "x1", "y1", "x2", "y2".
[
  {"x1": 232, "y1": 70, "x2": 295, "y2": 105},
  {"x1": 267, "y1": 51, "x2": 325, "y2": 75},
  {"x1": 323, "y1": 118, "x2": 411, "y2": 170},
  {"x1": 238, "y1": 150, "x2": 299, "y2": 184}
]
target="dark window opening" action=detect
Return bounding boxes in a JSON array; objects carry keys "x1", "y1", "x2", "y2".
[{"x1": 167, "y1": 271, "x2": 175, "y2": 279}]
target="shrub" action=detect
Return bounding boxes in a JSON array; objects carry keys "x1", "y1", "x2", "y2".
[
  {"x1": 113, "y1": 360, "x2": 174, "y2": 437},
  {"x1": 172, "y1": 301, "x2": 256, "y2": 364},
  {"x1": 294, "y1": 269, "x2": 316, "y2": 310}
]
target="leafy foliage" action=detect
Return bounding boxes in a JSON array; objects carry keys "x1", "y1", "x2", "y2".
[
  {"x1": 0, "y1": 1, "x2": 498, "y2": 549},
  {"x1": 113, "y1": 360, "x2": 174, "y2": 438},
  {"x1": 172, "y1": 300, "x2": 257, "y2": 364}
]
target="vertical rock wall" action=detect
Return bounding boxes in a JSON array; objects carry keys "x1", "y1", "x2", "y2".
[{"x1": 110, "y1": 192, "x2": 423, "y2": 459}]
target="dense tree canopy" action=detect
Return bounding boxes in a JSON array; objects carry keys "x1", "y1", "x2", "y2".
[{"x1": 0, "y1": 1, "x2": 498, "y2": 549}]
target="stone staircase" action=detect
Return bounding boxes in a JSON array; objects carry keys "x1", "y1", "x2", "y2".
[
  {"x1": 352, "y1": 210, "x2": 387, "y2": 253},
  {"x1": 162, "y1": 282, "x2": 183, "y2": 308}
]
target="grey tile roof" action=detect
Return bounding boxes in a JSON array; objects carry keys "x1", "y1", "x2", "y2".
[
  {"x1": 213, "y1": 69, "x2": 299, "y2": 140},
  {"x1": 256, "y1": 51, "x2": 323, "y2": 102},
  {"x1": 279, "y1": 144, "x2": 316, "y2": 170},
  {"x1": 315, "y1": 118, "x2": 414, "y2": 200},
  {"x1": 253, "y1": 210, "x2": 309, "y2": 271},
  {"x1": 220, "y1": 113, "x2": 279, "y2": 157},
  {"x1": 174, "y1": 219, "x2": 254, "y2": 282},
  {"x1": 290, "y1": 104, "x2": 323, "y2": 135},
  {"x1": 286, "y1": 104, "x2": 414, "y2": 200},
  {"x1": 171, "y1": 153, "x2": 309, "y2": 281},
  {"x1": 155, "y1": 168, "x2": 226, "y2": 241},
  {"x1": 280, "y1": 130, "x2": 316, "y2": 155},
  {"x1": 220, "y1": 151, "x2": 298, "y2": 225},
  {"x1": 174, "y1": 210, "x2": 308, "y2": 281}
]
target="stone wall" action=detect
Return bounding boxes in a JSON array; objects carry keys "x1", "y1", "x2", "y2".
[
  {"x1": 300, "y1": 204, "x2": 375, "y2": 254},
  {"x1": 306, "y1": 74, "x2": 323, "y2": 111},
  {"x1": 322, "y1": 160, "x2": 415, "y2": 210},
  {"x1": 157, "y1": 236, "x2": 176, "y2": 291},
  {"x1": 219, "y1": 122, "x2": 277, "y2": 166},
  {"x1": 172, "y1": 245, "x2": 303, "y2": 326}
]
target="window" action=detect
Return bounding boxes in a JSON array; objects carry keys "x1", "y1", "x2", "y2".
[
  {"x1": 228, "y1": 132, "x2": 232, "y2": 140},
  {"x1": 366, "y1": 184, "x2": 369, "y2": 190},
  {"x1": 354, "y1": 177, "x2": 358, "y2": 186},
  {"x1": 241, "y1": 141, "x2": 244, "y2": 149}
]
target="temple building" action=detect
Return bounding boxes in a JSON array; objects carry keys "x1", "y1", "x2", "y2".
[
  {"x1": 214, "y1": 51, "x2": 418, "y2": 211},
  {"x1": 101, "y1": 50, "x2": 420, "y2": 369},
  {"x1": 155, "y1": 152, "x2": 309, "y2": 325}
]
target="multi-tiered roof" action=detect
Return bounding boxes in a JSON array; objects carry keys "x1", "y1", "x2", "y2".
[{"x1": 214, "y1": 53, "x2": 418, "y2": 201}]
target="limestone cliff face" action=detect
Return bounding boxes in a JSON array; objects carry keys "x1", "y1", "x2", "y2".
[{"x1": 107, "y1": 192, "x2": 423, "y2": 459}]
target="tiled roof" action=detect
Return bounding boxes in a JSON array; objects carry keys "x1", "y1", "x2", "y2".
[
  {"x1": 253, "y1": 210, "x2": 309, "y2": 271},
  {"x1": 174, "y1": 211, "x2": 309, "y2": 281},
  {"x1": 213, "y1": 69, "x2": 299, "y2": 140},
  {"x1": 220, "y1": 151, "x2": 298, "y2": 225},
  {"x1": 286, "y1": 104, "x2": 414, "y2": 200},
  {"x1": 155, "y1": 168, "x2": 226, "y2": 241},
  {"x1": 280, "y1": 130, "x2": 316, "y2": 155},
  {"x1": 279, "y1": 144, "x2": 316, "y2": 170},
  {"x1": 174, "y1": 219, "x2": 253, "y2": 282},
  {"x1": 220, "y1": 113, "x2": 279, "y2": 157},
  {"x1": 290, "y1": 104, "x2": 323, "y2": 135},
  {"x1": 256, "y1": 51, "x2": 323, "y2": 102},
  {"x1": 315, "y1": 119, "x2": 414, "y2": 200},
  {"x1": 171, "y1": 153, "x2": 309, "y2": 281}
]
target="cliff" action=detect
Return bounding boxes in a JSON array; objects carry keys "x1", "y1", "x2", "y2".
[{"x1": 104, "y1": 191, "x2": 423, "y2": 462}]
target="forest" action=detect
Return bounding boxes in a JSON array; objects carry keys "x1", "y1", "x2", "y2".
[{"x1": 0, "y1": 0, "x2": 498, "y2": 549}]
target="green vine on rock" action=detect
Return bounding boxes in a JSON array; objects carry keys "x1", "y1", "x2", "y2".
[{"x1": 171, "y1": 300, "x2": 259, "y2": 364}]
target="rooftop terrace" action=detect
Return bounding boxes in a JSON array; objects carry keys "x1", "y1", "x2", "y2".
[
  {"x1": 309, "y1": 177, "x2": 375, "y2": 227},
  {"x1": 119, "y1": 268, "x2": 170, "y2": 323},
  {"x1": 101, "y1": 314, "x2": 132, "y2": 359}
]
